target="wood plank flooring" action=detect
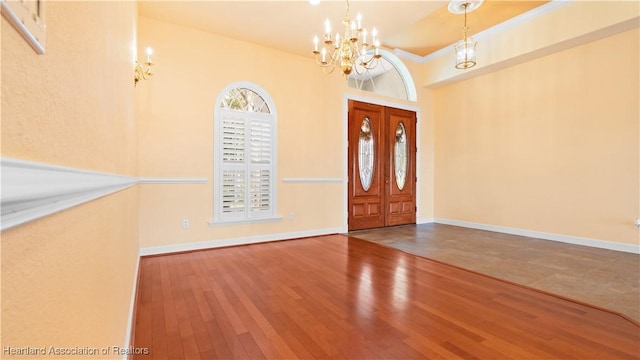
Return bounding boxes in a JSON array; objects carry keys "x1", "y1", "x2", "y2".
[{"x1": 132, "y1": 235, "x2": 640, "y2": 359}]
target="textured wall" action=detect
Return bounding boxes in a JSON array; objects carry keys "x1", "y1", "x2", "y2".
[
  {"x1": 434, "y1": 28, "x2": 639, "y2": 245},
  {"x1": 1, "y1": 1, "x2": 139, "y2": 356},
  {"x1": 135, "y1": 16, "x2": 426, "y2": 250}
]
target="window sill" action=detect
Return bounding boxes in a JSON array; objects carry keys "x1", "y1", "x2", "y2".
[{"x1": 208, "y1": 216, "x2": 283, "y2": 227}]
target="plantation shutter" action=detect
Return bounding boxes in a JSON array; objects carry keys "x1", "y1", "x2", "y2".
[
  {"x1": 220, "y1": 110, "x2": 247, "y2": 220},
  {"x1": 218, "y1": 109, "x2": 274, "y2": 221},
  {"x1": 249, "y1": 114, "x2": 272, "y2": 217}
]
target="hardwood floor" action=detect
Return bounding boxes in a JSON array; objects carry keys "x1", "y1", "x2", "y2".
[{"x1": 132, "y1": 235, "x2": 639, "y2": 359}]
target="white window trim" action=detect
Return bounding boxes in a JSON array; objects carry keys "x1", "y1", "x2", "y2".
[{"x1": 211, "y1": 81, "x2": 279, "y2": 226}]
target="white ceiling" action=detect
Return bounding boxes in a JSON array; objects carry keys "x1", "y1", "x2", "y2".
[
  {"x1": 138, "y1": 1, "x2": 446, "y2": 58},
  {"x1": 137, "y1": 1, "x2": 548, "y2": 59}
]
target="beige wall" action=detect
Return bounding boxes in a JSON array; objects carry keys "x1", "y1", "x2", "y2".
[
  {"x1": 434, "y1": 28, "x2": 639, "y2": 245},
  {"x1": 136, "y1": 16, "x2": 429, "y2": 250},
  {"x1": 1, "y1": 1, "x2": 139, "y2": 357},
  {"x1": 1, "y1": 0, "x2": 637, "y2": 357}
]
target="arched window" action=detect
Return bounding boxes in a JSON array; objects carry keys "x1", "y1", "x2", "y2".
[
  {"x1": 348, "y1": 50, "x2": 417, "y2": 102},
  {"x1": 213, "y1": 82, "x2": 278, "y2": 223}
]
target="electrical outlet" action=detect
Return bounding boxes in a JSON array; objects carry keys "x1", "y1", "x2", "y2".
[
  {"x1": 182, "y1": 219, "x2": 189, "y2": 229},
  {"x1": 288, "y1": 212, "x2": 295, "y2": 220},
  {"x1": 635, "y1": 218, "x2": 640, "y2": 230}
]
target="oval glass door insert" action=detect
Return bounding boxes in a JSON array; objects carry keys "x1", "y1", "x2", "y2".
[
  {"x1": 394, "y1": 122, "x2": 407, "y2": 190},
  {"x1": 358, "y1": 117, "x2": 374, "y2": 191}
]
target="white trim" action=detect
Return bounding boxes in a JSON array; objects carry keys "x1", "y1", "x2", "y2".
[
  {"x1": 342, "y1": 95, "x2": 349, "y2": 232},
  {"x1": 0, "y1": 158, "x2": 138, "y2": 231},
  {"x1": 139, "y1": 227, "x2": 342, "y2": 256},
  {"x1": 122, "y1": 255, "x2": 141, "y2": 360},
  {"x1": 417, "y1": 217, "x2": 435, "y2": 225},
  {"x1": 281, "y1": 178, "x2": 342, "y2": 183},
  {"x1": 139, "y1": 178, "x2": 208, "y2": 184},
  {"x1": 0, "y1": 157, "x2": 210, "y2": 230},
  {"x1": 435, "y1": 218, "x2": 640, "y2": 254}
]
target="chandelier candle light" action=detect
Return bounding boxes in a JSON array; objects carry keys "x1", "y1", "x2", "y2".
[{"x1": 312, "y1": 0, "x2": 381, "y2": 76}]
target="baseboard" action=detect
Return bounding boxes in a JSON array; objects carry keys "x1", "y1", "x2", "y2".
[
  {"x1": 417, "y1": 217, "x2": 435, "y2": 224},
  {"x1": 122, "y1": 254, "x2": 141, "y2": 360},
  {"x1": 139, "y1": 227, "x2": 344, "y2": 256},
  {"x1": 435, "y1": 218, "x2": 639, "y2": 254}
]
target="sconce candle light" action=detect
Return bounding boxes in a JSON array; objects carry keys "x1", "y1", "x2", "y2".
[{"x1": 134, "y1": 47, "x2": 154, "y2": 86}]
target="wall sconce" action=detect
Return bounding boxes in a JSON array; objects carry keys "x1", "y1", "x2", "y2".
[{"x1": 134, "y1": 47, "x2": 153, "y2": 86}]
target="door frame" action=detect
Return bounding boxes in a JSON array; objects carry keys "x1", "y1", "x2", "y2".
[{"x1": 342, "y1": 94, "x2": 421, "y2": 232}]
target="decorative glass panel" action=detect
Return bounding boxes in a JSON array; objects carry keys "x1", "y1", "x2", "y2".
[
  {"x1": 394, "y1": 122, "x2": 407, "y2": 190},
  {"x1": 221, "y1": 88, "x2": 270, "y2": 113},
  {"x1": 358, "y1": 117, "x2": 374, "y2": 191}
]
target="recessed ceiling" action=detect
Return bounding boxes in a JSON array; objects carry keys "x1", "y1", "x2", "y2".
[
  {"x1": 138, "y1": 1, "x2": 549, "y2": 59},
  {"x1": 385, "y1": 1, "x2": 548, "y2": 56}
]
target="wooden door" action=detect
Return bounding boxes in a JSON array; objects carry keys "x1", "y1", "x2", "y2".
[
  {"x1": 348, "y1": 101, "x2": 385, "y2": 230},
  {"x1": 348, "y1": 100, "x2": 417, "y2": 231},
  {"x1": 384, "y1": 107, "x2": 417, "y2": 226}
]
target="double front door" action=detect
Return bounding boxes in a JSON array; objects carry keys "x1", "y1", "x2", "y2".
[{"x1": 348, "y1": 100, "x2": 417, "y2": 231}]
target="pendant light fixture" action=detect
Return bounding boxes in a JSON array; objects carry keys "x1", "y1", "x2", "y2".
[{"x1": 449, "y1": 0, "x2": 483, "y2": 70}]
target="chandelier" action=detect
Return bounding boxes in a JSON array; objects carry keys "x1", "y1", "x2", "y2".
[
  {"x1": 312, "y1": 0, "x2": 381, "y2": 76},
  {"x1": 450, "y1": 1, "x2": 481, "y2": 70}
]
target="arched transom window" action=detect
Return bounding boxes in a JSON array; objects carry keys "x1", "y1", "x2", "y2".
[
  {"x1": 221, "y1": 88, "x2": 270, "y2": 113},
  {"x1": 348, "y1": 50, "x2": 417, "y2": 102}
]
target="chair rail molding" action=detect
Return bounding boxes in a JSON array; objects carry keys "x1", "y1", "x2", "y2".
[
  {"x1": 0, "y1": 158, "x2": 208, "y2": 231},
  {"x1": 139, "y1": 177, "x2": 208, "y2": 184},
  {"x1": 0, "y1": 157, "x2": 138, "y2": 231},
  {"x1": 281, "y1": 178, "x2": 343, "y2": 183}
]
